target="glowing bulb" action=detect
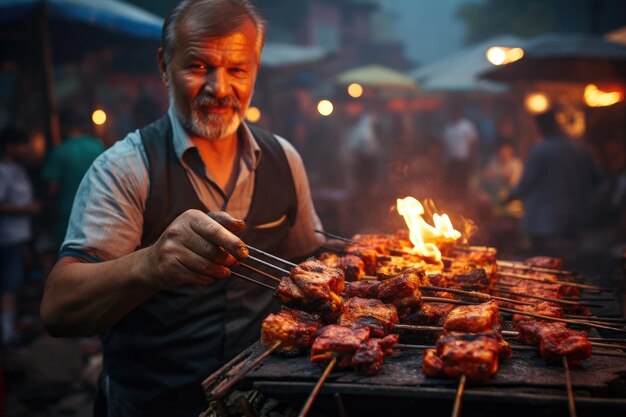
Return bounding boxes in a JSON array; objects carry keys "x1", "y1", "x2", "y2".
[
  {"x1": 525, "y1": 93, "x2": 550, "y2": 114},
  {"x1": 486, "y1": 46, "x2": 524, "y2": 65},
  {"x1": 92, "y1": 109, "x2": 106, "y2": 125},
  {"x1": 246, "y1": 106, "x2": 261, "y2": 123},
  {"x1": 486, "y1": 47, "x2": 507, "y2": 65},
  {"x1": 584, "y1": 84, "x2": 624, "y2": 107},
  {"x1": 317, "y1": 100, "x2": 334, "y2": 116},
  {"x1": 347, "y1": 83, "x2": 363, "y2": 98}
]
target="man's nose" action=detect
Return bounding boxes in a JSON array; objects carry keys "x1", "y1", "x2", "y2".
[{"x1": 204, "y1": 69, "x2": 229, "y2": 98}]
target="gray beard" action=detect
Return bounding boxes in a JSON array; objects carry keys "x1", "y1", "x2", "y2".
[{"x1": 170, "y1": 90, "x2": 245, "y2": 141}]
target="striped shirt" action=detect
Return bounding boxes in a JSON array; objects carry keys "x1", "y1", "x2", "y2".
[{"x1": 61, "y1": 107, "x2": 324, "y2": 262}]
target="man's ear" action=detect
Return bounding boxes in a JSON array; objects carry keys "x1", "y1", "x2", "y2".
[{"x1": 157, "y1": 48, "x2": 169, "y2": 87}]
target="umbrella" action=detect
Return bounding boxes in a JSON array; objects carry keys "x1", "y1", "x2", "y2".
[
  {"x1": 410, "y1": 35, "x2": 522, "y2": 93},
  {"x1": 336, "y1": 64, "x2": 418, "y2": 91},
  {"x1": 480, "y1": 34, "x2": 626, "y2": 84},
  {"x1": 0, "y1": 0, "x2": 163, "y2": 142}
]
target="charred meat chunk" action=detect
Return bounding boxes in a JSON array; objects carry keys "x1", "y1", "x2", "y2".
[
  {"x1": 406, "y1": 302, "x2": 455, "y2": 326},
  {"x1": 260, "y1": 308, "x2": 323, "y2": 356},
  {"x1": 338, "y1": 297, "x2": 399, "y2": 338},
  {"x1": 433, "y1": 268, "x2": 491, "y2": 292},
  {"x1": 351, "y1": 334, "x2": 399, "y2": 376},
  {"x1": 343, "y1": 280, "x2": 382, "y2": 299},
  {"x1": 310, "y1": 325, "x2": 370, "y2": 368},
  {"x1": 377, "y1": 268, "x2": 424, "y2": 319},
  {"x1": 511, "y1": 302, "x2": 564, "y2": 322},
  {"x1": 276, "y1": 258, "x2": 345, "y2": 322},
  {"x1": 443, "y1": 301, "x2": 501, "y2": 333},
  {"x1": 515, "y1": 320, "x2": 591, "y2": 365},
  {"x1": 320, "y1": 252, "x2": 365, "y2": 281},
  {"x1": 525, "y1": 256, "x2": 563, "y2": 269},
  {"x1": 423, "y1": 333, "x2": 501, "y2": 381},
  {"x1": 344, "y1": 245, "x2": 379, "y2": 276}
]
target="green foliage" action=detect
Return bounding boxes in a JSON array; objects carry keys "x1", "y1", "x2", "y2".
[{"x1": 456, "y1": 0, "x2": 558, "y2": 44}]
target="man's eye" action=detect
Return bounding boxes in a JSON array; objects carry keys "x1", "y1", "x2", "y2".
[
  {"x1": 189, "y1": 64, "x2": 206, "y2": 72},
  {"x1": 230, "y1": 68, "x2": 245, "y2": 74}
]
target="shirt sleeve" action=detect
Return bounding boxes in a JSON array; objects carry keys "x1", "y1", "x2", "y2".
[
  {"x1": 274, "y1": 135, "x2": 325, "y2": 259},
  {"x1": 60, "y1": 131, "x2": 149, "y2": 262}
]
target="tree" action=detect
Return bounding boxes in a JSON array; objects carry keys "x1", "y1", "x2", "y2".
[{"x1": 457, "y1": 0, "x2": 626, "y2": 45}]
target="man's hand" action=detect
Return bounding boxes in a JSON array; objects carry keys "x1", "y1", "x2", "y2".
[{"x1": 144, "y1": 210, "x2": 247, "y2": 290}]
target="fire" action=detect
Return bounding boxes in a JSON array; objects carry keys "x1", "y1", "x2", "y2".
[{"x1": 396, "y1": 197, "x2": 462, "y2": 263}]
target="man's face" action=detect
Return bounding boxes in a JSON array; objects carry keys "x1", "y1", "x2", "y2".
[{"x1": 159, "y1": 18, "x2": 260, "y2": 140}]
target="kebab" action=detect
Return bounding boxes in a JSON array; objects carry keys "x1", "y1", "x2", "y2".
[{"x1": 210, "y1": 245, "x2": 624, "y2": 413}]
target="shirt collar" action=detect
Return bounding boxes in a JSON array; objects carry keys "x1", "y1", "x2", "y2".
[{"x1": 168, "y1": 105, "x2": 261, "y2": 171}]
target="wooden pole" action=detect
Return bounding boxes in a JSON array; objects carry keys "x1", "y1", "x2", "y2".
[{"x1": 39, "y1": 3, "x2": 60, "y2": 145}]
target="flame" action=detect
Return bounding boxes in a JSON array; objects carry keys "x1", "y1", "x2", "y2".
[{"x1": 396, "y1": 197, "x2": 462, "y2": 263}]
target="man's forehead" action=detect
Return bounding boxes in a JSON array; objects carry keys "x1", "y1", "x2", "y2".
[{"x1": 178, "y1": 15, "x2": 258, "y2": 49}]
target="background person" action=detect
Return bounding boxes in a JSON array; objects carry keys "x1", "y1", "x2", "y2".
[
  {"x1": 440, "y1": 103, "x2": 479, "y2": 201},
  {"x1": 0, "y1": 125, "x2": 41, "y2": 347},
  {"x1": 505, "y1": 109, "x2": 604, "y2": 257},
  {"x1": 42, "y1": 108, "x2": 105, "y2": 249}
]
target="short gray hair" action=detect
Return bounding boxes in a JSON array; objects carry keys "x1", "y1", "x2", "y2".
[{"x1": 162, "y1": 0, "x2": 267, "y2": 64}]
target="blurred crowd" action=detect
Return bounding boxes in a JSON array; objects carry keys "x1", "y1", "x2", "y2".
[{"x1": 1, "y1": 84, "x2": 626, "y2": 417}]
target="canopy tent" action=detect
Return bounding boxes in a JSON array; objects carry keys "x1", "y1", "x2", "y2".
[
  {"x1": 607, "y1": 26, "x2": 626, "y2": 46},
  {"x1": 336, "y1": 64, "x2": 418, "y2": 91},
  {"x1": 0, "y1": 0, "x2": 164, "y2": 142},
  {"x1": 409, "y1": 36, "x2": 523, "y2": 93},
  {"x1": 261, "y1": 43, "x2": 331, "y2": 70},
  {"x1": 480, "y1": 33, "x2": 626, "y2": 84}
]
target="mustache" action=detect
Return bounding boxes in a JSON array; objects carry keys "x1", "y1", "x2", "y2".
[{"x1": 193, "y1": 94, "x2": 241, "y2": 111}]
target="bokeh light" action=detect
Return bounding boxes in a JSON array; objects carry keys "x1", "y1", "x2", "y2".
[
  {"x1": 584, "y1": 84, "x2": 624, "y2": 107},
  {"x1": 317, "y1": 100, "x2": 334, "y2": 116},
  {"x1": 92, "y1": 109, "x2": 107, "y2": 125},
  {"x1": 524, "y1": 93, "x2": 550, "y2": 114},
  {"x1": 486, "y1": 46, "x2": 524, "y2": 65},
  {"x1": 347, "y1": 83, "x2": 363, "y2": 98},
  {"x1": 246, "y1": 106, "x2": 262, "y2": 123}
]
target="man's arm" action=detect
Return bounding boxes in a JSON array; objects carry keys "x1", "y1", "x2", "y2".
[{"x1": 41, "y1": 210, "x2": 247, "y2": 337}]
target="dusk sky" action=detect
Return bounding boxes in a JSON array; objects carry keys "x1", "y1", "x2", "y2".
[{"x1": 380, "y1": 0, "x2": 468, "y2": 67}]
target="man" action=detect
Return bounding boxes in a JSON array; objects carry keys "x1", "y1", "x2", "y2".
[
  {"x1": 441, "y1": 104, "x2": 479, "y2": 200},
  {"x1": 43, "y1": 109, "x2": 105, "y2": 247},
  {"x1": 40, "y1": 1, "x2": 323, "y2": 416},
  {"x1": 506, "y1": 109, "x2": 603, "y2": 256}
]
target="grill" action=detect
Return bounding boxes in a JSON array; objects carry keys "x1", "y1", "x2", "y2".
[
  {"x1": 207, "y1": 338, "x2": 626, "y2": 416},
  {"x1": 202, "y1": 241, "x2": 626, "y2": 417}
]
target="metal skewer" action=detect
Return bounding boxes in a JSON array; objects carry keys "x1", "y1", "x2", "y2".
[
  {"x1": 496, "y1": 259, "x2": 576, "y2": 276},
  {"x1": 498, "y1": 306, "x2": 626, "y2": 333},
  {"x1": 451, "y1": 374, "x2": 467, "y2": 417},
  {"x1": 231, "y1": 271, "x2": 277, "y2": 290},
  {"x1": 392, "y1": 344, "x2": 626, "y2": 358},
  {"x1": 247, "y1": 254, "x2": 291, "y2": 275},
  {"x1": 421, "y1": 285, "x2": 534, "y2": 306},
  {"x1": 296, "y1": 357, "x2": 337, "y2": 417},
  {"x1": 315, "y1": 229, "x2": 359, "y2": 245},
  {"x1": 210, "y1": 341, "x2": 282, "y2": 399},
  {"x1": 240, "y1": 262, "x2": 282, "y2": 283},
  {"x1": 246, "y1": 244, "x2": 297, "y2": 268},
  {"x1": 563, "y1": 356, "x2": 578, "y2": 417},
  {"x1": 497, "y1": 271, "x2": 611, "y2": 292},
  {"x1": 202, "y1": 349, "x2": 253, "y2": 391},
  {"x1": 491, "y1": 287, "x2": 602, "y2": 308}
]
